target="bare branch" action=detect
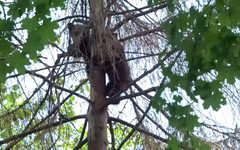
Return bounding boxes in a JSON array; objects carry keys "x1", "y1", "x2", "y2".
[
  {"x1": 109, "y1": 116, "x2": 168, "y2": 144},
  {"x1": 0, "y1": 115, "x2": 86, "y2": 145}
]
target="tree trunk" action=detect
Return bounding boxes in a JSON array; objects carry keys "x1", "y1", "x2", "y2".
[
  {"x1": 87, "y1": 64, "x2": 107, "y2": 150},
  {"x1": 87, "y1": 0, "x2": 108, "y2": 150}
]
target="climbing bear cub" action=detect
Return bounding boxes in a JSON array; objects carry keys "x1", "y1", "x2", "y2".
[{"x1": 67, "y1": 23, "x2": 131, "y2": 99}]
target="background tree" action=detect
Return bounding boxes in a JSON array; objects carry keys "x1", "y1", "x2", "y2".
[{"x1": 1, "y1": 0, "x2": 240, "y2": 149}]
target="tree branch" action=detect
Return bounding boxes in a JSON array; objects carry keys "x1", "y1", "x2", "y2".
[
  {"x1": 119, "y1": 27, "x2": 164, "y2": 42},
  {"x1": 117, "y1": 102, "x2": 151, "y2": 149},
  {"x1": 109, "y1": 116, "x2": 168, "y2": 144},
  {"x1": 0, "y1": 115, "x2": 86, "y2": 145},
  {"x1": 112, "y1": 2, "x2": 167, "y2": 31}
]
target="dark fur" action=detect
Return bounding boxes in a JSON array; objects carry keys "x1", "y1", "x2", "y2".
[
  {"x1": 67, "y1": 23, "x2": 91, "y2": 62},
  {"x1": 67, "y1": 23, "x2": 131, "y2": 100}
]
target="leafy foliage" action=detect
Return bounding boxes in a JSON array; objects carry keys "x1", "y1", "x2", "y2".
[
  {"x1": 0, "y1": 0, "x2": 65, "y2": 82},
  {"x1": 111, "y1": 124, "x2": 144, "y2": 149},
  {"x1": 162, "y1": 2, "x2": 240, "y2": 109},
  {"x1": 150, "y1": 0, "x2": 240, "y2": 149},
  {"x1": 1, "y1": 0, "x2": 240, "y2": 149}
]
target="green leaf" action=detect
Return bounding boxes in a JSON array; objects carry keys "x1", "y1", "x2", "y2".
[
  {"x1": 35, "y1": 0, "x2": 50, "y2": 18},
  {"x1": 154, "y1": 0, "x2": 160, "y2": 4},
  {"x1": 86, "y1": 84, "x2": 90, "y2": 92},
  {"x1": 167, "y1": 102, "x2": 200, "y2": 131},
  {"x1": 152, "y1": 90, "x2": 166, "y2": 112},
  {"x1": 23, "y1": 33, "x2": 43, "y2": 59},
  {"x1": 163, "y1": 18, "x2": 183, "y2": 47},
  {"x1": 167, "y1": 138, "x2": 181, "y2": 150},
  {"x1": 0, "y1": 61, "x2": 12, "y2": 81},
  {"x1": 8, "y1": 51, "x2": 30, "y2": 74},
  {"x1": 0, "y1": 19, "x2": 14, "y2": 31},
  {"x1": 194, "y1": 80, "x2": 225, "y2": 110},
  {"x1": 22, "y1": 17, "x2": 40, "y2": 32},
  {"x1": 0, "y1": 39, "x2": 14, "y2": 56},
  {"x1": 167, "y1": 0, "x2": 178, "y2": 12},
  {"x1": 199, "y1": 144, "x2": 211, "y2": 150},
  {"x1": 167, "y1": 0, "x2": 174, "y2": 12},
  {"x1": 229, "y1": 6, "x2": 240, "y2": 26},
  {"x1": 23, "y1": 19, "x2": 58, "y2": 59},
  {"x1": 203, "y1": 90, "x2": 225, "y2": 110},
  {"x1": 7, "y1": 0, "x2": 32, "y2": 19},
  {"x1": 39, "y1": 19, "x2": 59, "y2": 42},
  {"x1": 218, "y1": 12, "x2": 231, "y2": 27},
  {"x1": 148, "y1": 0, "x2": 153, "y2": 6},
  {"x1": 12, "y1": 84, "x2": 19, "y2": 91},
  {"x1": 51, "y1": 0, "x2": 66, "y2": 8}
]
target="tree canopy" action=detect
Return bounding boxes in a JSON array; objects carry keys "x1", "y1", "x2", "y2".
[{"x1": 0, "y1": 0, "x2": 240, "y2": 149}]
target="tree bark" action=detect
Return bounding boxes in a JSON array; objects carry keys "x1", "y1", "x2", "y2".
[
  {"x1": 87, "y1": 0, "x2": 108, "y2": 150},
  {"x1": 87, "y1": 64, "x2": 107, "y2": 150}
]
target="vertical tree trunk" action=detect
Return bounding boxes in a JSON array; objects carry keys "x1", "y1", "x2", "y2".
[
  {"x1": 87, "y1": 0, "x2": 108, "y2": 150},
  {"x1": 87, "y1": 64, "x2": 107, "y2": 150}
]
